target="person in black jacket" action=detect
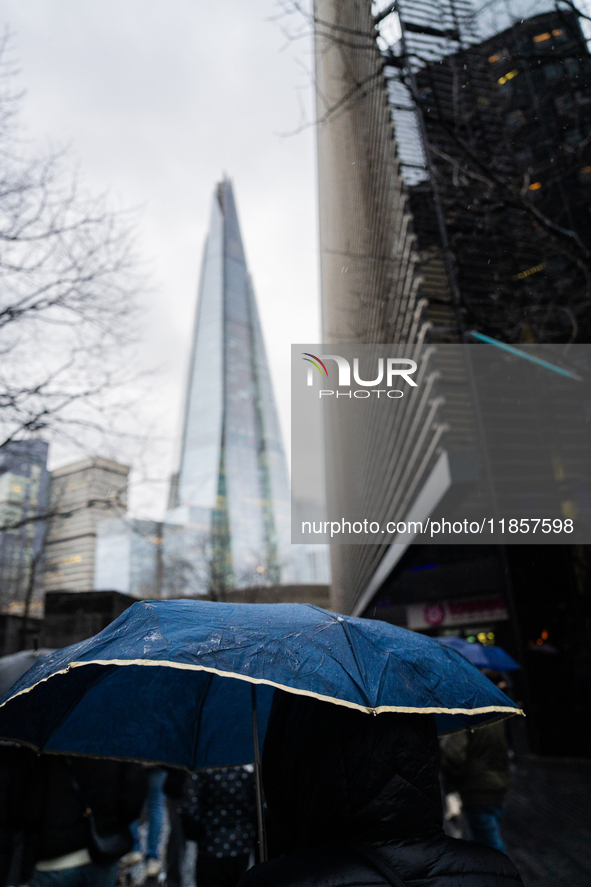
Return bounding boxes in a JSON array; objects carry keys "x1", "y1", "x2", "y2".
[
  {"x1": 1, "y1": 752, "x2": 147, "y2": 887},
  {"x1": 440, "y1": 720, "x2": 510, "y2": 851},
  {"x1": 239, "y1": 692, "x2": 523, "y2": 887},
  {"x1": 0, "y1": 744, "x2": 39, "y2": 887}
]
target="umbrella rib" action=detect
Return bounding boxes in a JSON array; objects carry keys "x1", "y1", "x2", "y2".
[
  {"x1": 334, "y1": 620, "x2": 373, "y2": 708},
  {"x1": 190, "y1": 671, "x2": 214, "y2": 767}
]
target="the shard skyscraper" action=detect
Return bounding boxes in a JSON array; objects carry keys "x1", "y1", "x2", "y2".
[{"x1": 168, "y1": 179, "x2": 292, "y2": 590}]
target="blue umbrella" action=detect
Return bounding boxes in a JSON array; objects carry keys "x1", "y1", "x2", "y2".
[
  {"x1": 438, "y1": 636, "x2": 520, "y2": 671},
  {"x1": 0, "y1": 600, "x2": 520, "y2": 759},
  {"x1": 0, "y1": 602, "x2": 521, "y2": 857}
]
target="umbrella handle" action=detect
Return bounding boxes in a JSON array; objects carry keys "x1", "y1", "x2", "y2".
[{"x1": 251, "y1": 683, "x2": 268, "y2": 863}]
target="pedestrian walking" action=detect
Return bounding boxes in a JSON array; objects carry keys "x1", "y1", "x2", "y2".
[
  {"x1": 122, "y1": 768, "x2": 167, "y2": 879},
  {"x1": 440, "y1": 717, "x2": 511, "y2": 852},
  {"x1": 239, "y1": 691, "x2": 522, "y2": 887}
]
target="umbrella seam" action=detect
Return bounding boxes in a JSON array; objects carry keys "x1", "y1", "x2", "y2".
[{"x1": 336, "y1": 620, "x2": 373, "y2": 708}]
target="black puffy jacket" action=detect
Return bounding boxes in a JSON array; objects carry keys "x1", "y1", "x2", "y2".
[
  {"x1": 240, "y1": 692, "x2": 522, "y2": 887},
  {"x1": 33, "y1": 755, "x2": 148, "y2": 862},
  {"x1": 1, "y1": 749, "x2": 147, "y2": 885},
  {"x1": 0, "y1": 745, "x2": 39, "y2": 887}
]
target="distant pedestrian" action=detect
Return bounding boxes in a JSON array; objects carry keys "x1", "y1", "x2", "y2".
[
  {"x1": 440, "y1": 717, "x2": 511, "y2": 852},
  {"x1": 181, "y1": 766, "x2": 256, "y2": 887},
  {"x1": 239, "y1": 691, "x2": 522, "y2": 887},
  {"x1": 440, "y1": 669, "x2": 512, "y2": 853},
  {"x1": 123, "y1": 767, "x2": 167, "y2": 878}
]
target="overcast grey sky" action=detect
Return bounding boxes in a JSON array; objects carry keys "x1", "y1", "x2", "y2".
[{"x1": 1, "y1": 0, "x2": 318, "y2": 516}]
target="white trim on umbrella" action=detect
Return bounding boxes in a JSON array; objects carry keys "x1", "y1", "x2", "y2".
[{"x1": 0, "y1": 657, "x2": 523, "y2": 717}]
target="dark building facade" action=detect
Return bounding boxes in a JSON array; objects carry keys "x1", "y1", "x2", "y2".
[
  {"x1": 40, "y1": 590, "x2": 135, "y2": 648},
  {"x1": 411, "y1": 8, "x2": 591, "y2": 344},
  {"x1": 379, "y1": 8, "x2": 591, "y2": 756},
  {"x1": 313, "y1": 0, "x2": 591, "y2": 755}
]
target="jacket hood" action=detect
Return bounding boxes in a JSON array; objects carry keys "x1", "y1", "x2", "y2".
[{"x1": 262, "y1": 692, "x2": 443, "y2": 853}]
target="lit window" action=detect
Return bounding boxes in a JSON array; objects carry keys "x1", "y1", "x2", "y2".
[
  {"x1": 11, "y1": 485, "x2": 22, "y2": 493},
  {"x1": 498, "y1": 69, "x2": 519, "y2": 85},
  {"x1": 533, "y1": 32, "x2": 551, "y2": 43},
  {"x1": 581, "y1": 166, "x2": 591, "y2": 174},
  {"x1": 552, "y1": 29, "x2": 563, "y2": 37},
  {"x1": 256, "y1": 565, "x2": 265, "y2": 573},
  {"x1": 528, "y1": 181, "x2": 542, "y2": 190},
  {"x1": 489, "y1": 54, "x2": 500, "y2": 63}
]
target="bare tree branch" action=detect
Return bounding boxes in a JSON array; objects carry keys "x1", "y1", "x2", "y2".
[{"x1": 0, "y1": 37, "x2": 143, "y2": 448}]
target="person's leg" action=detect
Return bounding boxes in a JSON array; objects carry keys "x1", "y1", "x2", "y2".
[
  {"x1": 196, "y1": 855, "x2": 250, "y2": 887},
  {"x1": 121, "y1": 820, "x2": 143, "y2": 867},
  {"x1": 129, "y1": 820, "x2": 141, "y2": 854},
  {"x1": 463, "y1": 805, "x2": 506, "y2": 852},
  {"x1": 145, "y1": 769, "x2": 167, "y2": 860},
  {"x1": 165, "y1": 798, "x2": 185, "y2": 887}
]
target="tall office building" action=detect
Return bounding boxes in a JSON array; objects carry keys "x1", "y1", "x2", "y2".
[
  {"x1": 169, "y1": 179, "x2": 292, "y2": 589},
  {"x1": 0, "y1": 440, "x2": 50, "y2": 612},
  {"x1": 43, "y1": 457, "x2": 129, "y2": 593}
]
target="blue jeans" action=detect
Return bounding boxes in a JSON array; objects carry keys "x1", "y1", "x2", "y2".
[
  {"x1": 130, "y1": 768, "x2": 166, "y2": 859},
  {"x1": 463, "y1": 804, "x2": 506, "y2": 852},
  {"x1": 30, "y1": 862, "x2": 119, "y2": 887}
]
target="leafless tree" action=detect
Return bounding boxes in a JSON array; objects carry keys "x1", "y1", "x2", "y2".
[
  {"x1": 0, "y1": 481, "x2": 129, "y2": 638},
  {"x1": 162, "y1": 527, "x2": 212, "y2": 599},
  {"x1": 0, "y1": 34, "x2": 145, "y2": 640},
  {"x1": 0, "y1": 34, "x2": 142, "y2": 449},
  {"x1": 161, "y1": 526, "x2": 285, "y2": 600}
]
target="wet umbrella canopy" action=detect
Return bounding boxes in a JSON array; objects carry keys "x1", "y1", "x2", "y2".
[
  {"x1": 438, "y1": 636, "x2": 521, "y2": 671},
  {"x1": 0, "y1": 600, "x2": 521, "y2": 770},
  {"x1": 0, "y1": 649, "x2": 55, "y2": 698}
]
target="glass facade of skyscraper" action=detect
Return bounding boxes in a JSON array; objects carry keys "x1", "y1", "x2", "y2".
[{"x1": 173, "y1": 179, "x2": 292, "y2": 590}]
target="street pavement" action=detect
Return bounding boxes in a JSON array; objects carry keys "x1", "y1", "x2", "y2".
[{"x1": 503, "y1": 755, "x2": 591, "y2": 886}]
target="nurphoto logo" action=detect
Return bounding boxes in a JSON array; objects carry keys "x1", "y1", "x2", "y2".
[{"x1": 302, "y1": 352, "x2": 418, "y2": 398}]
